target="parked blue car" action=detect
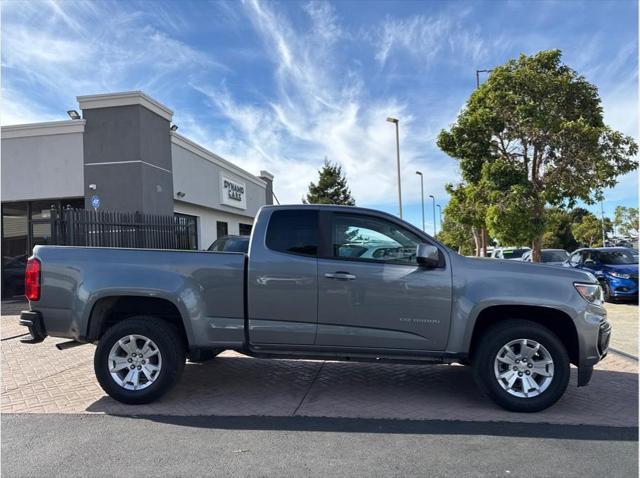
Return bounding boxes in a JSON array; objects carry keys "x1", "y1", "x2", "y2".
[{"x1": 564, "y1": 247, "x2": 638, "y2": 302}]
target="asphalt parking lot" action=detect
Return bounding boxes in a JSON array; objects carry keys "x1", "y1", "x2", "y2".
[{"x1": 1, "y1": 301, "x2": 637, "y2": 476}]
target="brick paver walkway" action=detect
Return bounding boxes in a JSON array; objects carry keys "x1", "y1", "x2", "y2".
[{"x1": 1, "y1": 314, "x2": 637, "y2": 427}]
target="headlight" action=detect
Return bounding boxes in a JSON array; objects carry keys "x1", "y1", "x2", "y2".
[
  {"x1": 608, "y1": 271, "x2": 631, "y2": 279},
  {"x1": 574, "y1": 282, "x2": 603, "y2": 304}
]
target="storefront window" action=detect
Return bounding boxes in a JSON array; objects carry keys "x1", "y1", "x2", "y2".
[{"x1": 2, "y1": 203, "x2": 28, "y2": 297}]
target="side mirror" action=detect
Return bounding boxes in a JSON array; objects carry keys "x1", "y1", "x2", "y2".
[{"x1": 416, "y1": 243, "x2": 440, "y2": 268}]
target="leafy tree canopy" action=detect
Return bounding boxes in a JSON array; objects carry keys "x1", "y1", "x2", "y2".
[
  {"x1": 613, "y1": 206, "x2": 639, "y2": 238},
  {"x1": 437, "y1": 49, "x2": 637, "y2": 260}
]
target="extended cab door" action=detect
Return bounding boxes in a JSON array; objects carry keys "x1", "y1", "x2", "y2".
[
  {"x1": 316, "y1": 211, "x2": 452, "y2": 351},
  {"x1": 247, "y1": 208, "x2": 319, "y2": 345}
]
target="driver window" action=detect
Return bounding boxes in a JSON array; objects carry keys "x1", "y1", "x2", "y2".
[
  {"x1": 331, "y1": 214, "x2": 421, "y2": 265},
  {"x1": 569, "y1": 252, "x2": 581, "y2": 266}
]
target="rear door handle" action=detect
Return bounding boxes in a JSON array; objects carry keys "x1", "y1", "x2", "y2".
[{"x1": 324, "y1": 271, "x2": 356, "y2": 281}]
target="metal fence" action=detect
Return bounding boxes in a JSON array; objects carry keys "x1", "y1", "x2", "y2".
[{"x1": 50, "y1": 208, "x2": 197, "y2": 250}]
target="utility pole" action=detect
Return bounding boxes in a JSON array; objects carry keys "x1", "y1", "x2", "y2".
[
  {"x1": 386, "y1": 117, "x2": 402, "y2": 218},
  {"x1": 437, "y1": 204, "x2": 442, "y2": 232},
  {"x1": 416, "y1": 171, "x2": 425, "y2": 231},
  {"x1": 600, "y1": 200, "x2": 606, "y2": 246},
  {"x1": 429, "y1": 194, "x2": 436, "y2": 236}
]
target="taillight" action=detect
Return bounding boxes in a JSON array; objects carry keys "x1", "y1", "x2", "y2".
[{"x1": 25, "y1": 258, "x2": 41, "y2": 301}]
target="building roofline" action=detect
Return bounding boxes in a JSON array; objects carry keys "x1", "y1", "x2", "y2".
[
  {"x1": 170, "y1": 131, "x2": 267, "y2": 188},
  {"x1": 77, "y1": 91, "x2": 173, "y2": 121},
  {"x1": 1, "y1": 120, "x2": 86, "y2": 139}
]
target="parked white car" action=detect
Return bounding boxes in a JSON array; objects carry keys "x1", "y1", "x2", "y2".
[{"x1": 490, "y1": 247, "x2": 531, "y2": 260}]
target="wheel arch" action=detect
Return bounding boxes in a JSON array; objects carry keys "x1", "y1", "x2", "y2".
[
  {"x1": 85, "y1": 295, "x2": 190, "y2": 348},
  {"x1": 468, "y1": 305, "x2": 579, "y2": 366}
]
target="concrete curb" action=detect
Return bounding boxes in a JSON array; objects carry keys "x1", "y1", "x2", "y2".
[{"x1": 610, "y1": 348, "x2": 639, "y2": 361}]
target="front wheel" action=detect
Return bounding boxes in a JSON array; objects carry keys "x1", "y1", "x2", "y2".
[
  {"x1": 472, "y1": 319, "x2": 570, "y2": 412},
  {"x1": 94, "y1": 316, "x2": 186, "y2": 404}
]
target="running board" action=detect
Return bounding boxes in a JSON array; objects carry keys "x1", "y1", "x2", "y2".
[{"x1": 56, "y1": 340, "x2": 86, "y2": 351}]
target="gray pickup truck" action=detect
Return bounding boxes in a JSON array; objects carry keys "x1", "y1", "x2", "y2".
[{"x1": 20, "y1": 205, "x2": 611, "y2": 412}]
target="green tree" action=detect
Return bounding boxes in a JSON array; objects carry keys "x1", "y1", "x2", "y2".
[
  {"x1": 437, "y1": 49, "x2": 638, "y2": 261},
  {"x1": 572, "y1": 214, "x2": 604, "y2": 248},
  {"x1": 303, "y1": 159, "x2": 355, "y2": 205},
  {"x1": 542, "y1": 208, "x2": 578, "y2": 251},
  {"x1": 443, "y1": 183, "x2": 490, "y2": 255},
  {"x1": 613, "y1": 206, "x2": 639, "y2": 238}
]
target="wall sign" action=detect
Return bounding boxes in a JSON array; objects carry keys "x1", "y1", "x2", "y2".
[{"x1": 220, "y1": 174, "x2": 246, "y2": 210}]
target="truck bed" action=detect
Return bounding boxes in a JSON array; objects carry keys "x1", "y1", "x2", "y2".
[{"x1": 31, "y1": 246, "x2": 246, "y2": 345}]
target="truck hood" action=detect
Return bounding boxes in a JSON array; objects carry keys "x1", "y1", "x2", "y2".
[{"x1": 458, "y1": 255, "x2": 597, "y2": 283}]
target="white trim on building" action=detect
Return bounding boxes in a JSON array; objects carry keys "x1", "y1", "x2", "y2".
[
  {"x1": 77, "y1": 91, "x2": 174, "y2": 121},
  {"x1": 1, "y1": 120, "x2": 86, "y2": 139}
]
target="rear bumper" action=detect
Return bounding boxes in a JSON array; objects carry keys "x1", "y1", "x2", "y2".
[{"x1": 19, "y1": 310, "x2": 47, "y2": 343}]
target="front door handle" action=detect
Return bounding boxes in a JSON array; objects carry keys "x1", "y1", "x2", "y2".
[{"x1": 324, "y1": 271, "x2": 357, "y2": 281}]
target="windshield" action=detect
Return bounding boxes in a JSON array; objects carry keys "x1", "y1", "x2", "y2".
[
  {"x1": 541, "y1": 250, "x2": 569, "y2": 262},
  {"x1": 502, "y1": 248, "x2": 529, "y2": 259},
  {"x1": 597, "y1": 250, "x2": 638, "y2": 265}
]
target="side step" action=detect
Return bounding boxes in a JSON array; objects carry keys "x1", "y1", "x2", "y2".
[{"x1": 56, "y1": 340, "x2": 86, "y2": 351}]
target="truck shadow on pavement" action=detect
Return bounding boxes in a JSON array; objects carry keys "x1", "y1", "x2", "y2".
[{"x1": 85, "y1": 354, "x2": 638, "y2": 439}]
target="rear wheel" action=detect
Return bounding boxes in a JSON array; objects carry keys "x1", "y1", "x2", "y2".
[
  {"x1": 472, "y1": 319, "x2": 570, "y2": 412},
  {"x1": 94, "y1": 316, "x2": 186, "y2": 404}
]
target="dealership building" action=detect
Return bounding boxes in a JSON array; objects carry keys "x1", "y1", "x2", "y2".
[{"x1": 1, "y1": 91, "x2": 274, "y2": 296}]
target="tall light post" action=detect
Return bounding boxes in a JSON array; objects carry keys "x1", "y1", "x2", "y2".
[
  {"x1": 437, "y1": 204, "x2": 442, "y2": 233},
  {"x1": 387, "y1": 117, "x2": 402, "y2": 219},
  {"x1": 428, "y1": 194, "x2": 436, "y2": 236},
  {"x1": 416, "y1": 171, "x2": 425, "y2": 231},
  {"x1": 600, "y1": 200, "x2": 606, "y2": 246}
]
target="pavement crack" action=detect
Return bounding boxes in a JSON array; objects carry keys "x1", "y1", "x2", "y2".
[{"x1": 292, "y1": 361, "x2": 325, "y2": 417}]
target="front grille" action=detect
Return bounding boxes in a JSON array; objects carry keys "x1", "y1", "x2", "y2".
[{"x1": 598, "y1": 321, "x2": 611, "y2": 355}]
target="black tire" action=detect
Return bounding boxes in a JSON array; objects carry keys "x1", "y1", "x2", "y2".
[
  {"x1": 187, "y1": 348, "x2": 224, "y2": 363},
  {"x1": 94, "y1": 316, "x2": 186, "y2": 404},
  {"x1": 472, "y1": 319, "x2": 570, "y2": 412}
]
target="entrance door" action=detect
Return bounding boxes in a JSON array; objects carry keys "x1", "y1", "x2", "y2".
[{"x1": 316, "y1": 211, "x2": 452, "y2": 351}]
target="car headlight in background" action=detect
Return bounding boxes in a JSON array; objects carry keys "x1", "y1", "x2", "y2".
[
  {"x1": 608, "y1": 271, "x2": 631, "y2": 279},
  {"x1": 574, "y1": 282, "x2": 603, "y2": 305}
]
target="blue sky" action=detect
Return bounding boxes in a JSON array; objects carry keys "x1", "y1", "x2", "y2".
[{"x1": 2, "y1": 0, "x2": 637, "y2": 232}]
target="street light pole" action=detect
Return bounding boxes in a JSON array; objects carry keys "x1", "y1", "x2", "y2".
[
  {"x1": 600, "y1": 200, "x2": 606, "y2": 246},
  {"x1": 416, "y1": 171, "x2": 425, "y2": 231},
  {"x1": 437, "y1": 204, "x2": 442, "y2": 232},
  {"x1": 387, "y1": 117, "x2": 402, "y2": 219},
  {"x1": 428, "y1": 194, "x2": 436, "y2": 236}
]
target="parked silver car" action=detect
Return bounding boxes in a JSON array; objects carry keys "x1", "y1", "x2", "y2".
[{"x1": 521, "y1": 249, "x2": 570, "y2": 266}]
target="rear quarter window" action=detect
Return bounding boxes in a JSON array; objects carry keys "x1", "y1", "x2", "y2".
[{"x1": 266, "y1": 210, "x2": 318, "y2": 256}]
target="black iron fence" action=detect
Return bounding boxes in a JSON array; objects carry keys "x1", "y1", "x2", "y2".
[{"x1": 50, "y1": 208, "x2": 197, "y2": 250}]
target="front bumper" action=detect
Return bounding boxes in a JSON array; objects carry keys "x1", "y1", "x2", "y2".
[
  {"x1": 577, "y1": 305, "x2": 610, "y2": 387},
  {"x1": 606, "y1": 275, "x2": 639, "y2": 298},
  {"x1": 19, "y1": 310, "x2": 47, "y2": 343}
]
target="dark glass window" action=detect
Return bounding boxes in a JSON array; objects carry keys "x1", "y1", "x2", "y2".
[
  {"x1": 239, "y1": 223, "x2": 253, "y2": 236},
  {"x1": 216, "y1": 221, "x2": 228, "y2": 239},
  {"x1": 266, "y1": 210, "x2": 318, "y2": 256},
  {"x1": 174, "y1": 213, "x2": 198, "y2": 250}
]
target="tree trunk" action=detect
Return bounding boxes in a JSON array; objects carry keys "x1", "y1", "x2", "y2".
[
  {"x1": 531, "y1": 236, "x2": 542, "y2": 262},
  {"x1": 472, "y1": 227, "x2": 481, "y2": 257},
  {"x1": 481, "y1": 227, "x2": 489, "y2": 257}
]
